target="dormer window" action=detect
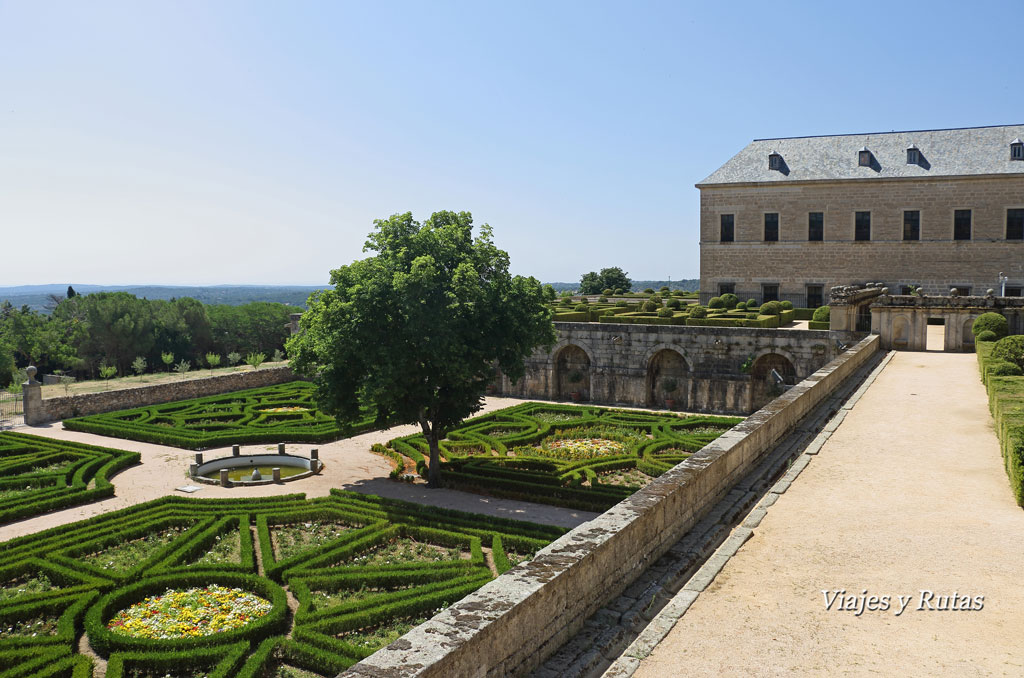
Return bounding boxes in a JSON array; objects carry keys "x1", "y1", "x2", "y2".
[
  {"x1": 907, "y1": 145, "x2": 920, "y2": 165},
  {"x1": 768, "y1": 151, "x2": 783, "y2": 171},
  {"x1": 858, "y1": 147, "x2": 873, "y2": 167},
  {"x1": 1012, "y1": 139, "x2": 1024, "y2": 161}
]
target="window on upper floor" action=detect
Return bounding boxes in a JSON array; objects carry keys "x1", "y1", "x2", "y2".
[
  {"x1": 720, "y1": 214, "x2": 734, "y2": 242},
  {"x1": 1008, "y1": 209, "x2": 1024, "y2": 240},
  {"x1": 954, "y1": 210, "x2": 972, "y2": 240},
  {"x1": 808, "y1": 212, "x2": 824, "y2": 241},
  {"x1": 855, "y1": 211, "x2": 871, "y2": 241},
  {"x1": 1011, "y1": 139, "x2": 1023, "y2": 160},
  {"x1": 764, "y1": 213, "x2": 779, "y2": 242},
  {"x1": 903, "y1": 210, "x2": 920, "y2": 241},
  {"x1": 907, "y1": 146, "x2": 920, "y2": 165},
  {"x1": 858, "y1": 148, "x2": 873, "y2": 167},
  {"x1": 768, "y1": 152, "x2": 783, "y2": 171}
]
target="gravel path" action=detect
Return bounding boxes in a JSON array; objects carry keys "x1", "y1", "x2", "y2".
[
  {"x1": 633, "y1": 351, "x2": 1024, "y2": 677},
  {"x1": 0, "y1": 396, "x2": 598, "y2": 541}
]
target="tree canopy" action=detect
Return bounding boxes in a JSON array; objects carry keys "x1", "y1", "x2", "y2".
[
  {"x1": 287, "y1": 211, "x2": 556, "y2": 486},
  {"x1": 579, "y1": 267, "x2": 632, "y2": 294}
]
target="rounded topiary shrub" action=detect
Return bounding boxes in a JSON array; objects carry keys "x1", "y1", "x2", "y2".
[
  {"x1": 574, "y1": 303, "x2": 589, "y2": 312},
  {"x1": 641, "y1": 300, "x2": 659, "y2": 312},
  {"x1": 812, "y1": 305, "x2": 831, "y2": 322},
  {"x1": 643, "y1": 288, "x2": 655, "y2": 294},
  {"x1": 614, "y1": 288, "x2": 625, "y2": 295},
  {"x1": 735, "y1": 301, "x2": 747, "y2": 310},
  {"x1": 759, "y1": 301, "x2": 782, "y2": 316},
  {"x1": 578, "y1": 297, "x2": 589, "y2": 304},
  {"x1": 598, "y1": 296, "x2": 608, "y2": 303},
  {"x1": 746, "y1": 298, "x2": 757, "y2": 308},
  {"x1": 720, "y1": 293, "x2": 739, "y2": 309},
  {"x1": 602, "y1": 288, "x2": 613, "y2": 296},
  {"x1": 972, "y1": 312, "x2": 1008, "y2": 340},
  {"x1": 780, "y1": 300, "x2": 794, "y2": 310},
  {"x1": 708, "y1": 297, "x2": 725, "y2": 309},
  {"x1": 660, "y1": 286, "x2": 670, "y2": 293},
  {"x1": 657, "y1": 307, "x2": 673, "y2": 318},
  {"x1": 991, "y1": 335, "x2": 1024, "y2": 369},
  {"x1": 746, "y1": 312, "x2": 759, "y2": 320},
  {"x1": 615, "y1": 300, "x2": 628, "y2": 307},
  {"x1": 987, "y1": 360, "x2": 1024, "y2": 377},
  {"x1": 689, "y1": 306, "x2": 708, "y2": 319},
  {"x1": 666, "y1": 298, "x2": 681, "y2": 309},
  {"x1": 976, "y1": 330, "x2": 998, "y2": 342}
]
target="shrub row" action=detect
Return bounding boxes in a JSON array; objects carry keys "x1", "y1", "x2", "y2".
[{"x1": 977, "y1": 340, "x2": 1024, "y2": 505}]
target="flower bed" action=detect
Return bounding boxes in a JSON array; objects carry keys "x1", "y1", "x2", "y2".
[{"x1": 108, "y1": 585, "x2": 273, "y2": 639}]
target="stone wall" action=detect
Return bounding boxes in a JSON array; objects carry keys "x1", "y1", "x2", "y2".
[
  {"x1": 343, "y1": 334, "x2": 881, "y2": 678},
  {"x1": 699, "y1": 175, "x2": 1024, "y2": 304},
  {"x1": 500, "y1": 322, "x2": 837, "y2": 414},
  {"x1": 23, "y1": 366, "x2": 297, "y2": 425},
  {"x1": 870, "y1": 293, "x2": 1024, "y2": 351}
]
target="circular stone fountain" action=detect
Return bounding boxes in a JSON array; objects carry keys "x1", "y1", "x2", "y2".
[{"x1": 189, "y1": 447, "x2": 323, "y2": 486}]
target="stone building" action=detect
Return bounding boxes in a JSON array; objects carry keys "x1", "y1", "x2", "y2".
[{"x1": 698, "y1": 124, "x2": 1024, "y2": 306}]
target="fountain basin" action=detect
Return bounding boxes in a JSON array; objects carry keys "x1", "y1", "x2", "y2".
[{"x1": 190, "y1": 453, "x2": 322, "y2": 485}]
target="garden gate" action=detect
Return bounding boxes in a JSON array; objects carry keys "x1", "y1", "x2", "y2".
[{"x1": 0, "y1": 392, "x2": 23, "y2": 428}]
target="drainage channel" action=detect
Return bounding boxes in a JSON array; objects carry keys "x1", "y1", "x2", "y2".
[{"x1": 530, "y1": 350, "x2": 895, "y2": 678}]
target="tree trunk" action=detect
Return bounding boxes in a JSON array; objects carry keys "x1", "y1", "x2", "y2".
[{"x1": 420, "y1": 412, "x2": 443, "y2": 488}]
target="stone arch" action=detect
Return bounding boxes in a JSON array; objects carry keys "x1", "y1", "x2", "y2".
[
  {"x1": 554, "y1": 344, "x2": 591, "y2": 401},
  {"x1": 962, "y1": 316, "x2": 977, "y2": 350},
  {"x1": 645, "y1": 348, "x2": 690, "y2": 409},
  {"x1": 893, "y1": 314, "x2": 910, "y2": 349},
  {"x1": 750, "y1": 352, "x2": 797, "y2": 411}
]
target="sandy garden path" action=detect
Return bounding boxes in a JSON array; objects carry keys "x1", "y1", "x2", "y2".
[
  {"x1": 633, "y1": 351, "x2": 1024, "y2": 677},
  {"x1": 0, "y1": 396, "x2": 599, "y2": 541}
]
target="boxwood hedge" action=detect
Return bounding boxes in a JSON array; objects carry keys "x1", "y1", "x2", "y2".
[
  {"x1": 386, "y1": 402, "x2": 741, "y2": 512},
  {"x1": 0, "y1": 491, "x2": 564, "y2": 676},
  {"x1": 0, "y1": 432, "x2": 139, "y2": 525},
  {"x1": 63, "y1": 381, "x2": 374, "y2": 450}
]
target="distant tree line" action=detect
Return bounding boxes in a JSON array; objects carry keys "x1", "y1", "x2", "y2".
[{"x1": 0, "y1": 292, "x2": 301, "y2": 388}]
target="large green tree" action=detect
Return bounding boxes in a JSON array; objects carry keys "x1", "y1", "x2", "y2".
[
  {"x1": 579, "y1": 266, "x2": 632, "y2": 294},
  {"x1": 288, "y1": 211, "x2": 556, "y2": 487}
]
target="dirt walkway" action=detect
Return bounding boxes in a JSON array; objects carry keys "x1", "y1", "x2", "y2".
[
  {"x1": 0, "y1": 397, "x2": 598, "y2": 541},
  {"x1": 634, "y1": 351, "x2": 1024, "y2": 678}
]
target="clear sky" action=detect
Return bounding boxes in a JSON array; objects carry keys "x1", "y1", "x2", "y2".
[{"x1": 2, "y1": 1, "x2": 1022, "y2": 286}]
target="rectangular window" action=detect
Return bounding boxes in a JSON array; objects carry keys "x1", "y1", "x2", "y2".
[
  {"x1": 855, "y1": 211, "x2": 871, "y2": 241},
  {"x1": 1007, "y1": 209, "x2": 1024, "y2": 240},
  {"x1": 720, "y1": 214, "x2": 734, "y2": 242},
  {"x1": 900, "y1": 285, "x2": 916, "y2": 295},
  {"x1": 903, "y1": 210, "x2": 920, "y2": 241},
  {"x1": 806, "y1": 285, "x2": 823, "y2": 308},
  {"x1": 1006, "y1": 287, "x2": 1022, "y2": 297},
  {"x1": 952, "y1": 286, "x2": 972, "y2": 296},
  {"x1": 762, "y1": 284, "x2": 779, "y2": 302},
  {"x1": 764, "y1": 213, "x2": 779, "y2": 242},
  {"x1": 718, "y1": 282, "x2": 735, "y2": 296},
  {"x1": 954, "y1": 209, "x2": 972, "y2": 240},
  {"x1": 808, "y1": 212, "x2": 824, "y2": 241}
]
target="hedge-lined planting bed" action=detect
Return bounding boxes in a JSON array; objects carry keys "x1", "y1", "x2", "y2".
[
  {"x1": 977, "y1": 341, "x2": 1024, "y2": 505},
  {"x1": 0, "y1": 432, "x2": 139, "y2": 526},
  {"x1": 550, "y1": 298, "x2": 820, "y2": 329},
  {"x1": 385, "y1": 402, "x2": 741, "y2": 512},
  {"x1": 63, "y1": 381, "x2": 373, "y2": 450},
  {"x1": 0, "y1": 491, "x2": 563, "y2": 676}
]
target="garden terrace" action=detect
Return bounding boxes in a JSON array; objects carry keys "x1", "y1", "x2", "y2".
[
  {"x1": 976, "y1": 340, "x2": 1024, "y2": 505},
  {"x1": 62, "y1": 382, "x2": 373, "y2": 450},
  {"x1": 0, "y1": 491, "x2": 563, "y2": 677},
  {"x1": 0, "y1": 432, "x2": 139, "y2": 525},
  {"x1": 549, "y1": 297, "x2": 820, "y2": 329},
  {"x1": 384, "y1": 402, "x2": 741, "y2": 512}
]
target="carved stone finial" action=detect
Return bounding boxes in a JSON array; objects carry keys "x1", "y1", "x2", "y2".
[
  {"x1": 949, "y1": 288, "x2": 959, "y2": 297},
  {"x1": 986, "y1": 288, "x2": 995, "y2": 297},
  {"x1": 23, "y1": 366, "x2": 39, "y2": 386}
]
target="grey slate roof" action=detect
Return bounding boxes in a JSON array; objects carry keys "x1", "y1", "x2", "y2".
[{"x1": 698, "y1": 124, "x2": 1024, "y2": 186}]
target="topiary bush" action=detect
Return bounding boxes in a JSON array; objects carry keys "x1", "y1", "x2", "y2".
[
  {"x1": 976, "y1": 330, "x2": 999, "y2": 342},
  {"x1": 614, "y1": 300, "x2": 628, "y2": 307},
  {"x1": 574, "y1": 304, "x2": 589, "y2": 312},
  {"x1": 972, "y1": 312, "x2": 1009, "y2": 340},
  {"x1": 613, "y1": 288, "x2": 624, "y2": 295},
  {"x1": 643, "y1": 288, "x2": 655, "y2": 294},
  {"x1": 666, "y1": 298, "x2": 681, "y2": 309},
  {"x1": 746, "y1": 298, "x2": 757, "y2": 308},
  {"x1": 759, "y1": 301, "x2": 782, "y2": 316},
  {"x1": 991, "y1": 335, "x2": 1024, "y2": 369},
  {"x1": 659, "y1": 286, "x2": 670, "y2": 293},
  {"x1": 656, "y1": 307, "x2": 673, "y2": 318},
  {"x1": 598, "y1": 296, "x2": 608, "y2": 303},
  {"x1": 689, "y1": 306, "x2": 708, "y2": 319},
  {"x1": 602, "y1": 288, "x2": 613, "y2": 296},
  {"x1": 780, "y1": 300, "x2": 794, "y2": 310},
  {"x1": 719, "y1": 293, "x2": 739, "y2": 309},
  {"x1": 708, "y1": 297, "x2": 725, "y2": 309},
  {"x1": 812, "y1": 305, "x2": 831, "y2": 322},
  {"x1": 641, "y1": 300, "x2": 659, "y2": 312},
  {"x1": 987, "y1": 360, "x2": 1023, "y2": 377}
]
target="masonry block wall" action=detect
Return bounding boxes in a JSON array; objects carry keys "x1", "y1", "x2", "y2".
[{"x1": 700, "y1": 175, "x2": 1024, "y2": 303}]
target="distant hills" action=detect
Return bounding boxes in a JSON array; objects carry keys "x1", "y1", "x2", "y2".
[
  {"x1": 1, "y1": 279, "x2": 702, "y2": 313},
  {"x1": 0, "y1": 285, "x2": 326, "y2": 313}
]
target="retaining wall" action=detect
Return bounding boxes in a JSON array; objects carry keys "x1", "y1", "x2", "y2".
[
  {"x1": 343, "y1": 334, "x2": 881, "y2": 678},
  {"x1": 23, "y1": 366, "x2": 297, "y2": 425}
]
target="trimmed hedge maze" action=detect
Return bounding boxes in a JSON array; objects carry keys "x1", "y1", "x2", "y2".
[
  {"x1": 63, "y1": 381, "x2": 373, "y2": 450},
  {"x1": 0, "y1": 432, "x2": 139, "y2": 526},
  {"x1": 386, "y1": 403, "x2": 742, "y2": 512},
  {"x1": 0, "y1": 491, "x2": 563, "y2": 677}
]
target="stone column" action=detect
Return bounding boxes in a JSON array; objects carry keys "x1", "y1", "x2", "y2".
[{"x1": 21, "y1": 367, "x2": 44, "y2": 426}]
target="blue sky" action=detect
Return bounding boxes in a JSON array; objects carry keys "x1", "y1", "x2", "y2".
[{"x1": 1, "y1": 1, "x2": 1021, "y2": 286}]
